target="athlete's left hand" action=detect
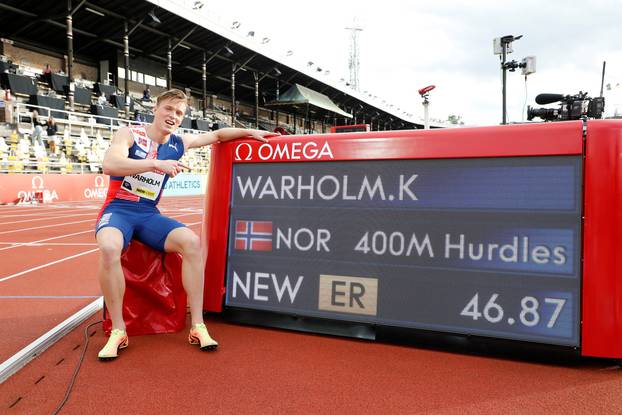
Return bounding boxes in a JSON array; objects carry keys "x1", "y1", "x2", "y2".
[
  {"x1": 247, "y1": 131, "x2": 280, "y2": 143},
  {"x1": 154, "y1": 159, "x2": 191, "y2": 177}
]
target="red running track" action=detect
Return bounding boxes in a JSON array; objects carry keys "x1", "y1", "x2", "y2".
[
  {"x1": 0, "y1": 197, "x2": 205, "y2": 364},
  {"x1": 2, "y1": 196, "x2": 622, "y2": 414}
]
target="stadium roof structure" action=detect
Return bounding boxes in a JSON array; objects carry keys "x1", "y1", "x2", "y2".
[
  {"x1": 0, "y1": 0, "x2": 444, "y2": 129},
  {"x1": 266, "y1": 84, "x2": 353, "y2": 119}
]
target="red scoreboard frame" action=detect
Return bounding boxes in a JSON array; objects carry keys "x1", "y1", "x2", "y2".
[{"x1": 202, "y1": 119, "x2": 622, "y2": 359}]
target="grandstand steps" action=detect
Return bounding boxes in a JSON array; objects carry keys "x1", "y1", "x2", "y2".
[{"x1": 1, "y1": 62, "x2": 263, "y2": 174}]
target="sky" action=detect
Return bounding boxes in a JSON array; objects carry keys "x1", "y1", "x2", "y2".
[{"x1": 172, "y1": 0, "x2": 622, "y2": 126}]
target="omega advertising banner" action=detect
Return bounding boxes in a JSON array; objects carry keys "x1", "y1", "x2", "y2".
[{"x1": 0, "y1": 174, "x2": 109, "y2": 204}]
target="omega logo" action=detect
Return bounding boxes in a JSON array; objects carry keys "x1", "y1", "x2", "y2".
[
  {"x1": 84, "y1": 175, "x2": 108, "y2": 199},
  {"x1": 234, "y1": 141, "x2": 333, "y2": 162}
]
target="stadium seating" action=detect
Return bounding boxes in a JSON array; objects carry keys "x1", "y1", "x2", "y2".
[{"x1": 0, "y1": 61, "x2": 303, "y2": 174}]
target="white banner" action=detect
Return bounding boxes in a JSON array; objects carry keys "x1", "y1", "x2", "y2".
[{"x1": 162, "y1": 173, "x2": 207, "y2": 196}]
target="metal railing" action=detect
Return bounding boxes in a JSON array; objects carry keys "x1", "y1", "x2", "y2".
[
  {"x1": 2, "y1": 100, "x2": 214, "y2": 174},
  {"x1": 14, "y1": 102, "x2": 123, "y2": 137},
  {"x1": 0, "y1": 159, "x2": 101, "y2": 174},
  {"x1": 12, "y1": 101, "x2": 210, "y2": 137}
]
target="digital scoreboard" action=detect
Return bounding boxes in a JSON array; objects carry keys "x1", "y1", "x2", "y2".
[
  {"x1": 225, "y1": 156, "x2": 581, "y2": 346},
  {"x1": 202, "y1": 120, "x2": 622, "y2": 358}
]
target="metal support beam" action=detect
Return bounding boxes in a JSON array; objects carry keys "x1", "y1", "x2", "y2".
[
  {"x1": 254, "y1": 72, "x2": 259, "y2": 129},
  {"x1": 123, "y1": 20, "x2": 130, "y2": 118},
  {"x1": 275, "y1": 80, "x2": 280, "y2": 132},
  {"x1": 305, "y1": 104, "x2": 310, "y2": 134},
  {"x1": 171, "y1": 27, "x2": 197, "y2": 51},
  {"x1": 3, "y1": 1, "x2": 278, "y2": 85},
  {"x1": 167, "y1": 38, "x2": 172, "y2": 89},
  {"x1": 70, "y1": 0, "x2": 87, "y2": 16},
  {"x1": 285, "y1": 72, "x2": 298, "y2": 83},
  {"x1": 0, "y1": 3, "x2": 36, "y2": 17},
  {"x1": 202, "y1": 51, "x2": 207, "y2": 118},
  {"x1": 66, "y1": 0, "x2": 74, "y2": 111},
  {"x1": 128, "y1": 16, "x2": 146, "y2": 37},
  {"x1": 233, "y1": 54, "x2": 258, "y2": 74},
  {"x1": 231, "y1": 63, "x2": 236, "y2": 126}
]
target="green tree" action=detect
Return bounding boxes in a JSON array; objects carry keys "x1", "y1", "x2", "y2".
[{"x1": 447, "y1": 114, "x2": 464, "y2": 125}]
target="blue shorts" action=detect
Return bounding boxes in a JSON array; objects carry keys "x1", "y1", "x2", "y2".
[{"x1": 95, "y1": 202, "x2": 185, "y2": 251}]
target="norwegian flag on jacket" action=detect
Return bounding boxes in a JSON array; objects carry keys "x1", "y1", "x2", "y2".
[{"x1": 234, "y1": 220, "x2": 273, "y2": 251}]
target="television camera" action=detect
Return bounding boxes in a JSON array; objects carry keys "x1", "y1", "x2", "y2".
[{"x1": 527, "y1": 92, "x2": 605, "y2": 122}]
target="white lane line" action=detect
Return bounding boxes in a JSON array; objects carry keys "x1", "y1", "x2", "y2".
[
  {"x1": 0, "y1": 219, "x2": 95, "y2": 235},
  {"x1": 0, "y1": 212, "x2": 96, "y2": 226},
  {"x1": 0, "y1": 297, "x2": 103, "y2": 384},
  {"x1": 0, "y1": 248, "x2": 99, "y2": 283},
  {"x1": 0, "y1": 206, "x2": 93, "y2": 215},
  {"x1": 0, "y1": 212, "x2": 199, "y2": 248},
  {"x1": 0, "y1": 209, "x2": 89, "y2": 219},
  {"x1": 0, "y1": 205, "x2": 92, "y2": 215},
  {"x1": 0, "y1": 295, "x2": 101, "y2": 299},
  {"x1": 0, "y1": 242, "x2": 96, "y2": 247},
  {"x1": 0, "y1": 214, "x2": 201, "y2": 283},
  {"x1": 0, "y1": 230, "x2": 93, "y2": 252}
]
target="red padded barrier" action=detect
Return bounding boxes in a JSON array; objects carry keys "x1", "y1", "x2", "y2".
[{"x1": 103, "y1": 240, "x2": 187, "y2": 336}]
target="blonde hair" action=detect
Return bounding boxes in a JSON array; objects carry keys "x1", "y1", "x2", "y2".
[{"x1": 156, "y1": 89, "x2": 188, "y2": 106}]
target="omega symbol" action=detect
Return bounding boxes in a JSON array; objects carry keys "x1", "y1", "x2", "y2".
[
  {"x1": 31, "y1": 176, "x2": 44, "y2": 189},
  {"x1": 94, "y1": 175, "x2": 105, "y2": 188},
  {"x1": 235, "y1": 142, "x2": 252, "y2": 161}
]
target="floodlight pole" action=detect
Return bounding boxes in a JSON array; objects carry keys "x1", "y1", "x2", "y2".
[
  {"x1": 600, "y1": 61, "x2": 606, "y2": 98},
  {"x1": 423, "y1": 97, "x2": 430, "y2": 129},
  {"x1": 498, "y1": 34, "x2": 522, "y2": 125},
  {"x1": 501, "y1": 41, "x2": 508, "y2": 125}
]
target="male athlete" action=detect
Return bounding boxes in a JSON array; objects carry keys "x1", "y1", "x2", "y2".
[{"x1": 96, "y1": 89, "x2": 273, "y2": 360}]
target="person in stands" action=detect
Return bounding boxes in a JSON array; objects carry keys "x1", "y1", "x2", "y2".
[
  {"x1": 95, "y1": 88, "x2": 275, "y2": 360},
  {"x1": 30, "y1": 110, "x2": 45, "y2": 147},
  {"x1": 142, "y1": 85, "x2": 151, "y2": 102},
  {"x1": 97, "y1": 92, "x2": 107, "y2": 106},
  {"x1": 46, "y1": 116, "x2": 59, "y2": 154}
]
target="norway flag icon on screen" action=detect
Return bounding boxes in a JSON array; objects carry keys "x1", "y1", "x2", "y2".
[{"x1": 234, "y1": 220, "x2": 273, "y2": 251}]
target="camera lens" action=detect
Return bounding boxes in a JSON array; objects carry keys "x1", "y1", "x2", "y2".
[{"x1": 527, "y1": 106, "x2": 559, "y2": 121}]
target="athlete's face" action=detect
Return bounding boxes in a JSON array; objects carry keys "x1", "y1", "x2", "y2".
[{"x1": 153, "y1": 98, "x2": 187, "y2": 134}]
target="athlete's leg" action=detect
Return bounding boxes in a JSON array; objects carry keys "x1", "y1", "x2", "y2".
[
  {"x1": 137, "y1": 214, "x2": 217, "y2": 349},
  {"x1": 96, "y1": 227, "x2": 127, "y2": 330},
  {"x1": 163, "y1": 227, "x2": 204, "y2": 325}
]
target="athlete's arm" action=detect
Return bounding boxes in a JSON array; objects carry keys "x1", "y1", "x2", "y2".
[
  {"x1": 102, "y1": 127, "x2": 189, "y2": 177},
  {"x1": 182, "y1": 128, "x2": 275, "y2": 150}
]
